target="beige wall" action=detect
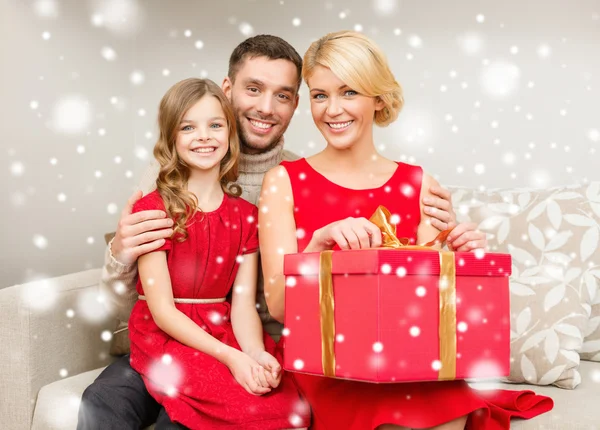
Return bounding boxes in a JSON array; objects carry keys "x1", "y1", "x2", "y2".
[{"x1": 2, "y1": 0, "x2": 599, "y2": 287}]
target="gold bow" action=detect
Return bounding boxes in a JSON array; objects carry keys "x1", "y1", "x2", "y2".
[{"x1": 319, "y1": 205, "x2": 457, "y2": 380}]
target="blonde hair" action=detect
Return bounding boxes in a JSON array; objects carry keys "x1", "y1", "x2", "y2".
[
  {"x1": 153, "y1": 78, "x2": 241, "y2": 241},
  {"x1": 303, "y1": 30, "x2": 404, "y2": 126}
]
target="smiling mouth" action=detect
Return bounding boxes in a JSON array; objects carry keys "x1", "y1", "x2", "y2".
[
  {"x1": 327, "y1": 120, "x2": 353, "y2": 131},
  {"x1": 192, "y1": 147, "x2": 216, "y2": 153},
  {"x1": 248, "y1": 118, "x2": 275, "y2": 131}
]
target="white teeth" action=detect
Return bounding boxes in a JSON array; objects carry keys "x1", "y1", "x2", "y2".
[
  {"x1": 329, "y1": 121, "x2": 353, "y2": 129},
  {"x1": 250, "y1": 119, "x2": 273, "y2": 129},
  {"x1": 193, "y1": 147, "x2": 215, "y2": 153}
]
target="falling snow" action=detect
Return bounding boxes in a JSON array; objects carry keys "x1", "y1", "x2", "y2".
[{"x1": 4, "y1": 5, "x2": 600, "y2": 412}]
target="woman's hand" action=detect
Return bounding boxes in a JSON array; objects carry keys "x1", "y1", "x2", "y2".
[
  {"x1": 225, "y1": 349, "x2": 272, "y2": 396},
  {"x1": 308, "y1": 217, "x2": 383, "y2": 252},
  {"x1": 446, "y1": 222, "x2": 487, "y2": 252}
]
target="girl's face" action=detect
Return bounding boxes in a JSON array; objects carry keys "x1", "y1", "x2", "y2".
[
  {"x1": 308, "y1": 65, "x2": 383, "y2": 151},
  {"x1": 175, "y1": 95, "x2": 230, "y2": 175}
]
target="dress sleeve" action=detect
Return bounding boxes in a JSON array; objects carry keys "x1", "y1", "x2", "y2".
[
  {"x1": 241, "y1": 204, "x2": 259, "y2": 255},
  {"x1": 132, "y1": 191, "x2": 172, "y2": 253}
]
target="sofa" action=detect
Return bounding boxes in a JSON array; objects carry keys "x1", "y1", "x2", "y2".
[{"x1": 2, "y1": 183, "x2": 600, "y2": 429}]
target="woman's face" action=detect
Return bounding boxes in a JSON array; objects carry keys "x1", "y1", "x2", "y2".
[
  {"x1": 175, "y1": 95, "x2": 230, "y2": 175},
  {"x1": 308, "y1": 65, "x2": 383, "y2": 150}
]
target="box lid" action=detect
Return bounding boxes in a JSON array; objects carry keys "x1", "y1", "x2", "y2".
[{"x1": 284, "y1": 249, "x2": 511, "y2": 277}]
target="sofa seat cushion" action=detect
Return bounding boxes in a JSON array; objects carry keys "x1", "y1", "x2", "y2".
[
  {"x1": 32, "y1": 367, "x2": 105, "y2": 429},
  {"x1": 32, "y1": 367, "x2": 156, "y2": 430},
  {"x1": 470, "y1": 360, "x2": 600, "y2": 429},
  {"x1": 33, "y1": 362, "x2": 599, "y2": 429}
]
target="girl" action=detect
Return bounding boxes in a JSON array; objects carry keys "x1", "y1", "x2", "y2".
[
  {"x1": 259, "y1": 32, "x2": 552, "y2": 429},
  {"x1": 128, "y1": 78, "x2": 308, "y2": 429}
]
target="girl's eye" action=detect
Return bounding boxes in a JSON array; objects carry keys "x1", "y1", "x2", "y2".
[
  {"x1": 210, "y1": 123, "x2": 223, "y2": 129},
  {"x1": 182, "y1": 125, "x2": 193, "y2": 131}
]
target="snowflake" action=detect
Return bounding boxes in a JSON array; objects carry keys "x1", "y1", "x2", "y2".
[
  {"x1": 101, "y1": 46, "x2": 117, "y2": 61},
  {"x1": 107, "y1": 203, "x2": 118, "y2": 214},
  {"x1": 480, "y1": 61, "x2": 520, "y2": 99},
  {"x1": 293, "y1": 359, "x2": 304, "y2": 370},
  {"x1": 239, "y1": 22, "x2": 254, "y2": 37},
  {"x1": 130, "y1": 70, "x2": 145, "y2": 86},
  {"x1": 458, "y1": 32, "x2": 484, "y2": 56},
  {"x1": 537, "y1": 44, "x2": 552, "y2": 58},
  {"x1": 52, "y1": 95, "x2": 92, "y2": 134},
  {"x1": 373, "y1": 0, "x2": 398, "y2": 15}
]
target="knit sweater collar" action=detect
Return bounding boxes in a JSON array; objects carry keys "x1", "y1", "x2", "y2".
[{"x1": 238, "y1": 138, "x2": 285, "y2": 175}]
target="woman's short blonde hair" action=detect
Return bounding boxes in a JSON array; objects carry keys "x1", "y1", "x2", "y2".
[{"x1": 303, "y1": 30, "x2": 404, "y2": 127}]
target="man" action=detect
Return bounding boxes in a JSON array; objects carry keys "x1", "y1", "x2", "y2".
[{"x1": 78, "y1": 34, "x2": 456, "y2": 429}]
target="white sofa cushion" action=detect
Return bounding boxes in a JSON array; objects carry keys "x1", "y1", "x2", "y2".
[{"x1": 470, "y1": 361, "x2": 600, "y2": 429}]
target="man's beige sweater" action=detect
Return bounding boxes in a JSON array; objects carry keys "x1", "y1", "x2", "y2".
[{"x1": 101, "y1": 141, "x2": 298, "y2": 349}]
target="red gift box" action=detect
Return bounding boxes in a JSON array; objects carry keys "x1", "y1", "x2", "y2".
[{"x1": 282, "y1": 247, "x2": 511, "y2": 383}]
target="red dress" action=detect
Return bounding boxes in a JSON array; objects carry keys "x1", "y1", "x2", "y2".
[
  {"x1": 280, "y1": 158, "x2": 553, "y2": 430},
  {"x1": 128, "y1": 190, "x2": 309, "y2": 430}
]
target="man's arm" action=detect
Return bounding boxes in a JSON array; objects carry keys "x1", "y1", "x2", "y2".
[{"x1": 99, "y1": 161, "x2": 172, "y2": 320}]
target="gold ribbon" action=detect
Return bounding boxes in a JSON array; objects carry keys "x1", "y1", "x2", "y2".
[{"x1": 318, "y1": 205, "x2": 457, "y2": 380}]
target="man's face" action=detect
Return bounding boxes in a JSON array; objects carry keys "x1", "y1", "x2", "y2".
[{"x1": 222, "y1": 56, "x2": 300, "y2": 154}]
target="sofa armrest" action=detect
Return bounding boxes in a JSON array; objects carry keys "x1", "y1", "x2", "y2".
[{"x1": 0, "y1": 269, "x2": 115, "y2": 430}]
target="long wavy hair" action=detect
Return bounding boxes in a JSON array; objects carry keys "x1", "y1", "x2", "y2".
[{"x1": 153, "y1": 78, "x2": 241, "y2": 241}]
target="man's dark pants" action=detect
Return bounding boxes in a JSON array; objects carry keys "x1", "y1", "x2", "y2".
[{"x1": 77, "y1": 354, "x2": 186, "y2": 429}]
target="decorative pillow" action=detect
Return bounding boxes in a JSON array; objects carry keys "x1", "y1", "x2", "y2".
[
  {"x1": 449, "y1": 182, "x2": 600, "y2": 389},
  {"x1": 576, "y1": 183, "x2": 600, "y2": 361}
]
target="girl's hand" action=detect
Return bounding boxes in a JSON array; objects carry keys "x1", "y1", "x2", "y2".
[
  {"x1": 310, "y1": 217, "x2": 383, "y2": 251},
  {"x1": 251, "y1": 350, "x2": 283, "y2": 388},
  {"x1": 226, "y1": 349, "x2": 272, "y2": 396},
  {"x1": 446, "y1": 223, "x2": 487, "y2": 252}
]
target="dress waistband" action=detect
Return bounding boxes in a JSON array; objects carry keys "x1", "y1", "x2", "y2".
[{"x1": 137, "y1": 295, "x2": 226, "y2": 304}]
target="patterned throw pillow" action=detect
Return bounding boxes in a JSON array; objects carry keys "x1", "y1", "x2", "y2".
[{"x1": 449, "y1": 182, "x2": 600, "y2": 389}]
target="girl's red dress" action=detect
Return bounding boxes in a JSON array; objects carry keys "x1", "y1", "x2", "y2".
[
  {"x1": 280, "y1": 158, "x2": 553, "y2": 430},
  {"x1": 128, "y1": 190, "x2": 309, "y2": 430}
]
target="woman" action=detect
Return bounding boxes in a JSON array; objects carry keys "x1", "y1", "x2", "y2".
[{"x1": 259, "y1": 31, "x2": 552, "y2": 429}]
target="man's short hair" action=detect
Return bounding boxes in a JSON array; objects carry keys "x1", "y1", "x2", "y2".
[{"x1": 228, "y1": 35, "x2": 303, "y2": 92}]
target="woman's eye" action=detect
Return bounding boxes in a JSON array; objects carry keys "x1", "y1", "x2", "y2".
[
  {"x1": 313, "y1": 94, "x2": 326, "y2": 100},
  {"x1": 345, "y1": 90, "x2": 357, "y2": 96}
]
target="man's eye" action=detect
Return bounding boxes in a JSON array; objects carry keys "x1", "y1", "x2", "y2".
[
  {"x1": 248, "y1": 87, "x2": 259, "y2": 93},
  {"x1": 278, "y1": 93, "x2": 290, "y2": 100}
]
